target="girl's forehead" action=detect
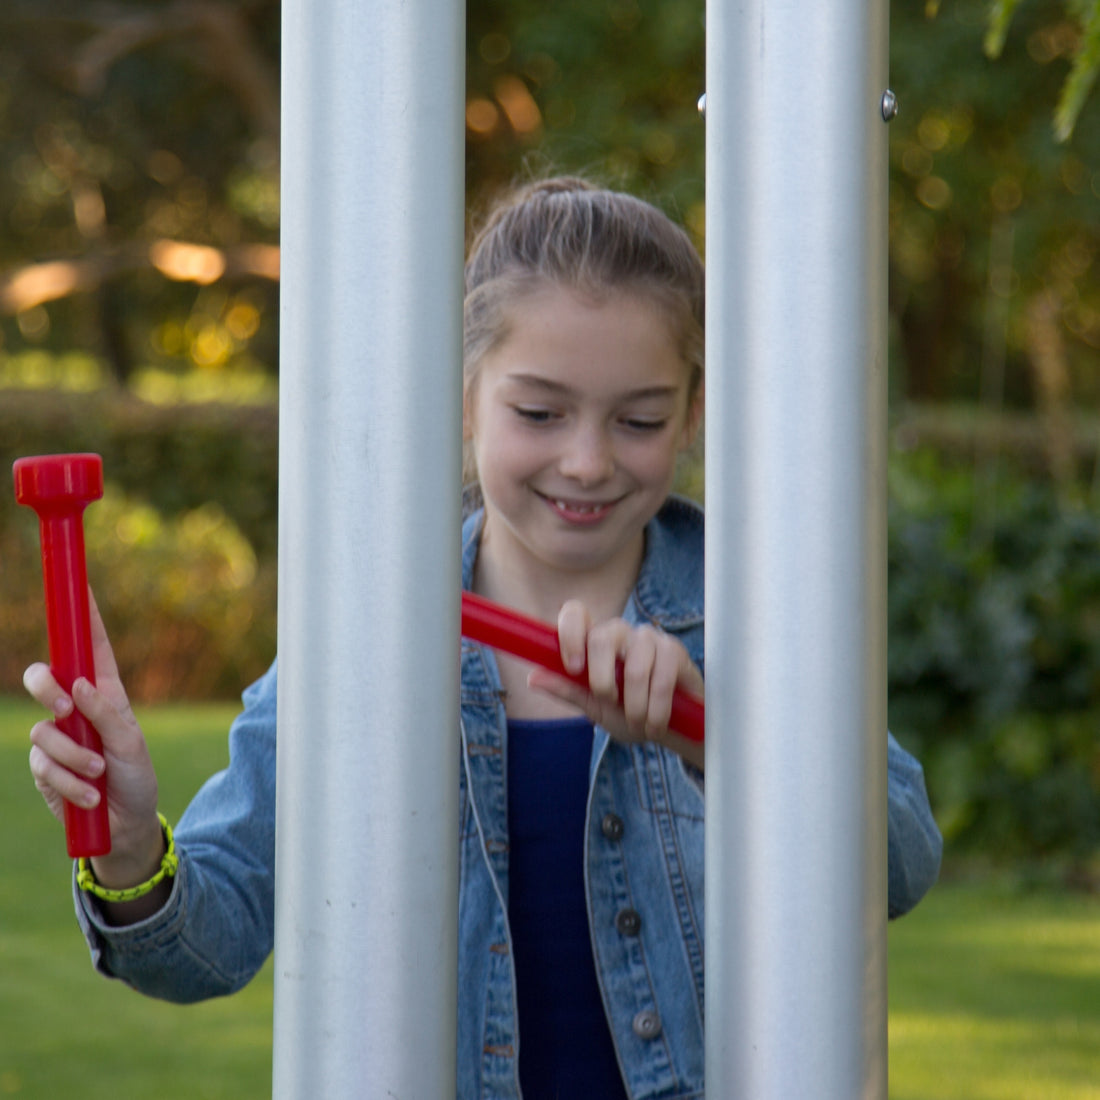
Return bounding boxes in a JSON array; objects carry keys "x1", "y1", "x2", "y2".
[
  {"x1": 506, "y1": 282, "x2": 664, "y2": 322},
  {"x1": 485, "y1": 288, "x2": 692, "y2": 396},
  {"x1": 502, "y1": 285, "x2": 677, "y2": 350}
]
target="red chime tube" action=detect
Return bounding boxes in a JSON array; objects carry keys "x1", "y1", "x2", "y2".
[{"x1": 14, "y1": 453, "x2": 111, "y2": 857}]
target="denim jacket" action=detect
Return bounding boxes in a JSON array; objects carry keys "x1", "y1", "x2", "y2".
[{"x1": 75, "y1": 495, "x2": 943, "y2": 1100}]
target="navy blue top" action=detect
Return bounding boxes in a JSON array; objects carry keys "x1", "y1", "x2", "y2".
[{"x1": 507, "y1": 716, "x2": 630, "y2": 1100}]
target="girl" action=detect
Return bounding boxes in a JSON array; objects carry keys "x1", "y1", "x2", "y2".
[{"x1": 25, "y1": 177, "x2": 942, "y2": 1100}]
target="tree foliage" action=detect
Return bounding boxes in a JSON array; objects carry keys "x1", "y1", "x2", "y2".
[
  {"x1": 889, "y1": 0, "x2": 1098, "y2": 420},
  {"x1": 0, "y1": 1, "x2": 281, "y2": 382},
  {"x1": 983, "y1": 0, "x2": 1100, "y2": 140},
  {"x1": 0, "y1": 0, "x2": 1095, "y2": 421}
]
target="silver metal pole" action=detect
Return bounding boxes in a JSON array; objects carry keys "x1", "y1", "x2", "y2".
[
  {"x1": 274, "y1": 0, "x2": 464, "y2": 1096},
  {"x1": 704, "y1": 1, "x2": 889, "y2": 1097}
]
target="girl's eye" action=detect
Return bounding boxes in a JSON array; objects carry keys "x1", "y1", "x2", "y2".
[
  {"x1": 622, "y1": 418, "x2": 668, "y2": 433},
  {"x1": 513, "y1": 406, "x2": 557, "y2": 424}
]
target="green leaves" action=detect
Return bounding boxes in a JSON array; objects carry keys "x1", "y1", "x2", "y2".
[
  {"x1": 979, "y1": 0, "x2": 1100, "y2": 139},
  {"x1": 1054, "y1": 2, "x2": 1100, "y2": 139},
  {"x1": 984, "y1": 0, "x2": 1028, "y2": 58}
]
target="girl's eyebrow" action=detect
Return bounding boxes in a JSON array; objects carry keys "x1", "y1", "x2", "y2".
[{"x1": 505, "y1": 372, "x2": 680, "y2": 402}]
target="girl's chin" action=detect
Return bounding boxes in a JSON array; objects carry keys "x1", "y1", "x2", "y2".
[{"x1": 525, "y1": 528, "x2": 644, "y2": 577}]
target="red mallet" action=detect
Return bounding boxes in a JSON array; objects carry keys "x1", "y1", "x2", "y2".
[
  {"x1": 461, "y1": 590, "x2": 705, "y2": 743},
  {"x1": 14, "y1": 453, "x2": 110, "y2": 857}
]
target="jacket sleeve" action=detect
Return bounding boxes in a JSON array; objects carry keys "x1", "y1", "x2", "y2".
[
  {"x1": 886, "y1": 731, "x2": 942, "y2": 919},
  {"x1": 74, "y1": 663, "x2": 278, "y2": 1003}
]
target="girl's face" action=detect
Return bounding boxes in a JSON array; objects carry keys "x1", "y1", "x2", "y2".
[{"x1": 465, "y1": 285, "x2": 701, "y2": 589}]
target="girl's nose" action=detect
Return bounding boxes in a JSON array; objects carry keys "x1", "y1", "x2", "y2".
[{"x1": 558, "y1": 425, "x2": 615, "y2": 485}]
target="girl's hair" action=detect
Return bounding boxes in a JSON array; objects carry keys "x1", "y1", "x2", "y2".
[{"x1": 463, "y1": 177, "x2": 705, "y2": 398}]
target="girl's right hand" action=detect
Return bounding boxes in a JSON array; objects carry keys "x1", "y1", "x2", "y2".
[{"x1": 25, "y1": 591, "x2": 164, "y2": 889}]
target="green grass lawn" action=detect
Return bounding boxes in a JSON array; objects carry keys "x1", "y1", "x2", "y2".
[
  {"x1": 2, "y1": 695, "x2": 1098, "y2": 1098},
  {"x1": 0, "y1": 696, "x2": 272, "y2": 1099},
  {"x1": 889, "y1": 878, "x2": 1100, "y2": 1099}
]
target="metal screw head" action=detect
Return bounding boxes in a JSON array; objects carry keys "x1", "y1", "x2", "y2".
[
  {"x1": 881, "y1": 89, "x2": 898, "y2": 122},
  {"x1": 697, "y1": 93, "x2": 706, "y2": 117}
]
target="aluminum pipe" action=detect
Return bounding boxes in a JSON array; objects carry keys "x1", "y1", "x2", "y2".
[
  {"x1": 704, "y1": 1, "x2": 890, "y2": 1096},
  {"x1": 274, "y1": 0, "x2": 464, "y2": 1095}
]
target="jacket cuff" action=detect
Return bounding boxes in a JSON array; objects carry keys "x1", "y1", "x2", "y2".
[{"x1": 72, "y1": 856, "x2": 187, "y2": 981}]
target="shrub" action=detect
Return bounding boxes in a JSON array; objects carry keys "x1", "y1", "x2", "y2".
[
  {"x1": 1, "y1": 384, "x2": 277, "y2": 701},
  {"x1": 0, "y1": 388, "x2": 278, "y2": 558},
  {"x1": 3, "y1": 484, "x2": 276, "y2": 702},
  {"x1": 888, "y1": 448, "x2": 1100, "y2": 865}
]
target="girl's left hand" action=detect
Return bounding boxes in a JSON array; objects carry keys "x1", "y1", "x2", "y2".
[{"x1": 527, "y1": 599, "x2": 705, "y2": 767}]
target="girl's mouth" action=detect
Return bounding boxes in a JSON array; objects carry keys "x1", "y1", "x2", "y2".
[{"x1": 541, "y1": 493, "x2": 619, "y2": 525}]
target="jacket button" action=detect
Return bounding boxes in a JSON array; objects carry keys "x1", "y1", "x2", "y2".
[
  {"x1": 601, "y1": 812, "x2": 624, "y2": 841},
  {"x1": 616, "y1": 908, "x2": 642, "y2": 936},
  {"x1": 632, "y1": 1009, "x2": 662, "y2": 1039}
]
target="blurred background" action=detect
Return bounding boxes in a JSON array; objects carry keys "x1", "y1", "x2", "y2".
[
  {"x1": 0, "y1": 0, "x2": 1098, "y2": 961},
  {"x1": 1, "y1": 3, "x2": 1098, "y2": 1096}
]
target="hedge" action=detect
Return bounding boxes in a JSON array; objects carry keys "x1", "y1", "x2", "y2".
[
  {"x1": 1, "y1": 388, "x2": 278, "y2": 700},
  {"x1": 0, "y1": 388, "x2": 278, "y2": 558},
  {"x1": 887, "y1": 447, "x2": 1100, "y2": 868}
]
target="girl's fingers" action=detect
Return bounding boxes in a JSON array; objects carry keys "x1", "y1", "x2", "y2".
[
  {"x1": 585, "y1": 619, "x2": 632, "y2": 702},
  {"x1": 591, "y1": 621, "x2": 675, "y2": 732},
  {"x1": 23, "y1": 662, "x2": 73, "y2": 717},
  {"x1": 29, "y1": 739, "x2": 102, "y2": 811},
  {"x1": 29, "y1": 719, "x2": 105, "y2": 780},
  {"x1": 71, "y1": 677, "x2": 130, "y2": 745},
  {"x1": 88, "y1": 589, "x2": 134, "y2": 717},
  {"x1": 620, "y1": 628, "x2": 659, "y2": 733},
  {"x1": 36, "y1": 677, "x2": 153, "y2": 796},
  {"x1": 547, "y1": 606, "x2": 703, "y2": 746},
  {"x1": 24, "y1": 595, "x2": 161, "y2": 847},
  {"x1": 556, "y1": 600, "x2": 592, "y2": 675},
  {"x1": 643, "y1": 634, "x2": 689, "y2": 734},
  {"x1": 24, "y1": 592, "x2": 133, "y2": 730},
  {"x1": 87, "y1": 588, "x2": 117, "y2": 675}
]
